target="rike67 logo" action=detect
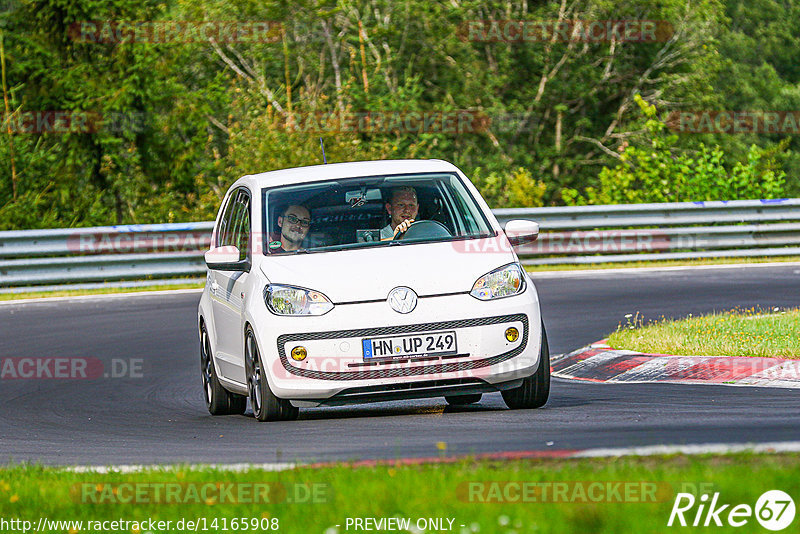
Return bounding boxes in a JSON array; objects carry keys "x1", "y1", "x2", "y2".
[{"x1": 668, "y1": 490, "x2": 795, "y2": 530}]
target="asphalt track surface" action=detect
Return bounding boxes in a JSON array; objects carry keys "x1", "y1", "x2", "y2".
[{"x1": 1, "y1": 264, "x2": 799, "y2": 466}]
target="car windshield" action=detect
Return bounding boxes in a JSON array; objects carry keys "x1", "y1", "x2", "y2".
[{"x1": 262, "y1": 172, "x2": 494, "y2": 254}]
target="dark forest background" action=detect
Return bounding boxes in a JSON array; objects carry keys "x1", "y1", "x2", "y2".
[{"x1": 0, "y1": 0, "x2": 797, "y2": 229}]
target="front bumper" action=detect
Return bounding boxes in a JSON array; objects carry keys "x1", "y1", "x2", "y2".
[
  {"x1": 251, "y1": 289, "x2": 542, "y2": 401},
  {"x1": 297, "y1": 377, "x2": 525, "y2": 407}
]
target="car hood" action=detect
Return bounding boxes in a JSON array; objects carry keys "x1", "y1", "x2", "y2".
[{"x1": 258, "y1": 237, "x2": 517, "y2": 303}]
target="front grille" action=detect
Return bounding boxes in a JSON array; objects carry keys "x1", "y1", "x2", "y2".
[
  {"x1": 276, "y1": 313, "x2": 528, "y2": 381},
  {"x1": 347, "y1": 353, "x2": 470, "y2": 368}
]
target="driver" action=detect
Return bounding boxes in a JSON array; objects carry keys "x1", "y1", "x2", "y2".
[
  {"x1": 268, "y1": 204, "x2": 311, "y2": 252},
  {"x1": 381, "y1": 186, "x2": 419, "y2": 240}
]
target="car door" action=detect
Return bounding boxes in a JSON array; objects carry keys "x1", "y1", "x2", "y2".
[
  {"x1": 209, "y1": 187, "x2": 251, "y2": 384},
  {"x1": 207, "y1": 190, "x2": 236, "y2": 360}
]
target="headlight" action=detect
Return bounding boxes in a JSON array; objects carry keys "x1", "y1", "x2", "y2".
[
  {"x1": 470, "y1": 263, "x2": 526, "y2": 301},
  {"x1": 264, "y1": 285, "x2": 334, "y2": 316}
]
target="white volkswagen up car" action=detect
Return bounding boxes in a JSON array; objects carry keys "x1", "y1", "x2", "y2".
[{"x1": 198, "y1": 159, "x2": 548, "y2": 421}]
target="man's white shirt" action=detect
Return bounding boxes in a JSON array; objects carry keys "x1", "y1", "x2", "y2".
[{"x1": 380, "y1": 224, "x2": 395, "y2": 240}]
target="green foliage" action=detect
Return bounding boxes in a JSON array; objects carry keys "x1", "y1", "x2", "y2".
[
  {"x1": 470, "y1": 167, "x2": 546, "y2": 208},
  {"x1": 564, "y1": 96, "x2": 786, "y2": 205},
  {"x1": 0, "y1": 0, "x2": 796, "y2": 228},
  {"x1": 704, "y1": 0, "x2": 800, "y2": 195}
]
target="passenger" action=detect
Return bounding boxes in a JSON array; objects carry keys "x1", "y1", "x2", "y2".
[
  {"x1": 381, "y1": 186, "x2": 419, "y2": 240},
  {"x1": 268, "y1": 204, "x2": 311, "y2": 252}
]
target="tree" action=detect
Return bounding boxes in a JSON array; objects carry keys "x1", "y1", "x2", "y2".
[{"x1": 562, "y1": 95, "x2": 786, "y2": 204}]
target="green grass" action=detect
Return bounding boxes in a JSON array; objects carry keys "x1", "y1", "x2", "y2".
[
  {"x1": 1, "y1": 454, "x2": 798, "y2": 533},
  {"x1": 524, "y1": 255, "x2": 800, "y2": 272},
  {"x1": 0, "y1": 282, "x2": 204, "y2": 302},
  {"x1": 608, "y1": 308, "x2": 800, "y2": 359}
]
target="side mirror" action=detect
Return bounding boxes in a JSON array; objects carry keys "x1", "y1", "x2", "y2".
[
  {"x1": 204, "y1": 246, "x2": 250, "y2": 272},
  {"x1": 504, "y1": 220, "x2": 539, "y2": 247}
]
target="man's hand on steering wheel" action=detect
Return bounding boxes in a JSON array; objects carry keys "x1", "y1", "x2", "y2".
[{"x1": 392, "y1": 218, "x2": 415, "y2": 239}]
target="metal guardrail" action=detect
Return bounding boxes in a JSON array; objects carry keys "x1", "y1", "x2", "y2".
[
  {"x1": 0, "y1": 223, "x2": 213, "y2": 290},
  {"x1": 0, "y1": 222, "x2": 214, "y2": 258},
  {"x1": 502, "y1": 199, "x2": 800, "y2": 265},
  {"x1": 1, "y1": 199, "x2": 799, "y2": 290},
  {"x1": 493, "y1": 198, "x2": 800, "y2": 228}
]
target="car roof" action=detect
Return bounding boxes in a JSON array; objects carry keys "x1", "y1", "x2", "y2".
[{"x1": 234, "y1": 159, "x2": 462, "y2": 190}]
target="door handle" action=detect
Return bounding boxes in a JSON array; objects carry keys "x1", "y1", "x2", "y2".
[{"x1": 211, "y1": 280, "x2": 219, "y2": 294}]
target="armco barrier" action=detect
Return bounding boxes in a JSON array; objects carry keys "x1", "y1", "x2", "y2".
[
  {"x1": 1, "y1": 200, "x2": 799, "y2": 289},
  {"x1": 0, "y1": 222, "x2": 213, "y2": 290},
  {"x1": 499, "y1": 199, "x2": 800, "y2": 265}
]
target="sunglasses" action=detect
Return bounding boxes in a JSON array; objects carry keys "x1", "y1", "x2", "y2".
[{"x1": 285, "y1": 213, "x2": 311, "y2": 227}]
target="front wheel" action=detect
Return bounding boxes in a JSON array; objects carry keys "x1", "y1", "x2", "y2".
[
  {"x1": 245, "y1": 328, "x2": 299, "y2": 422},
  {"x1": 200, "y1": 325, "x2": 247, "y2": 415},
  {"x1": 502, "y1": 321, "x2": 550, "y2": 409}
]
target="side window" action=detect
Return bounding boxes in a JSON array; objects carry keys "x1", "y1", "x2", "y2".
[
  {"x1": 228, "y1": 189, "x2": 251, "y2": 261},
  {"x1": 216, "y1": 188, "x2": 251, "y2": 261},
  {"x1": 233, "y1": 196, "x2": 251, "y2": 261},
  {"x1": 216, "y1": 192, "x2": 237, "y2": 247}
]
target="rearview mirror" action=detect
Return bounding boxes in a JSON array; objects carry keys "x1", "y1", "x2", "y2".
[
  {"x1": 345, "y1": 188, "x2": 382, "y2": 206},
  {"x1": 504, "y1": 220, "x2": 539, "y2": 247},
  {"x1": 204, "y1": 246, "x2": 250, "y2": 272}
]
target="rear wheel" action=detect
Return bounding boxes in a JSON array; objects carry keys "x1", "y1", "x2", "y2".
[
  {"x1": 444, "y1": 393, "x2": 482, "y2": 405},
  {"x1": 200, "y1": 324, "x2": 247, "y2": 415},
  {"x1": 502, "y1": 322, "x2": 550, "y2": 409},
  {"x1": 245, "y1": 327, "x2": 299, "y2": 422}
]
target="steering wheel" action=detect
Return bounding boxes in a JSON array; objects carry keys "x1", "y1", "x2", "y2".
[{"x1": 394, "y1": 220, "x2": 453, "y2": 240}]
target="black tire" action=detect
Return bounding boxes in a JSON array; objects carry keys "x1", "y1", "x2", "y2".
[
  {"x1": 245, "y1": 327, "x2": 299, "y2": 422},
  {"x1": 444, "y1": 393, "x2": 482, "y2": 405},
  {"x1": 200, "y1": 324, "x2": 247, "y2": 415},
  {"x1": 502, "y1": 321, "x2": 550, "y2": 409}
]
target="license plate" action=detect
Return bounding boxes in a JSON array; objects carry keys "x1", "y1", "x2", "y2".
[{"x1": 362, "y1": 331, "x2": 457, "y2": 359}]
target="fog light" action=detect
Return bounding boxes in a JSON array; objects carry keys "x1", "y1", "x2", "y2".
[
  {"x1": 291, "y1": 346, "x2": 307, "y2": 361},
  {"x1": 505, "y1": 327, "x2": 519, "y2": 342}
]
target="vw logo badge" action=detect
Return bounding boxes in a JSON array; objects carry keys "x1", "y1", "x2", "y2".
[{"x1": 387, "y1": 286, "x2": 417, "y2": 314}]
